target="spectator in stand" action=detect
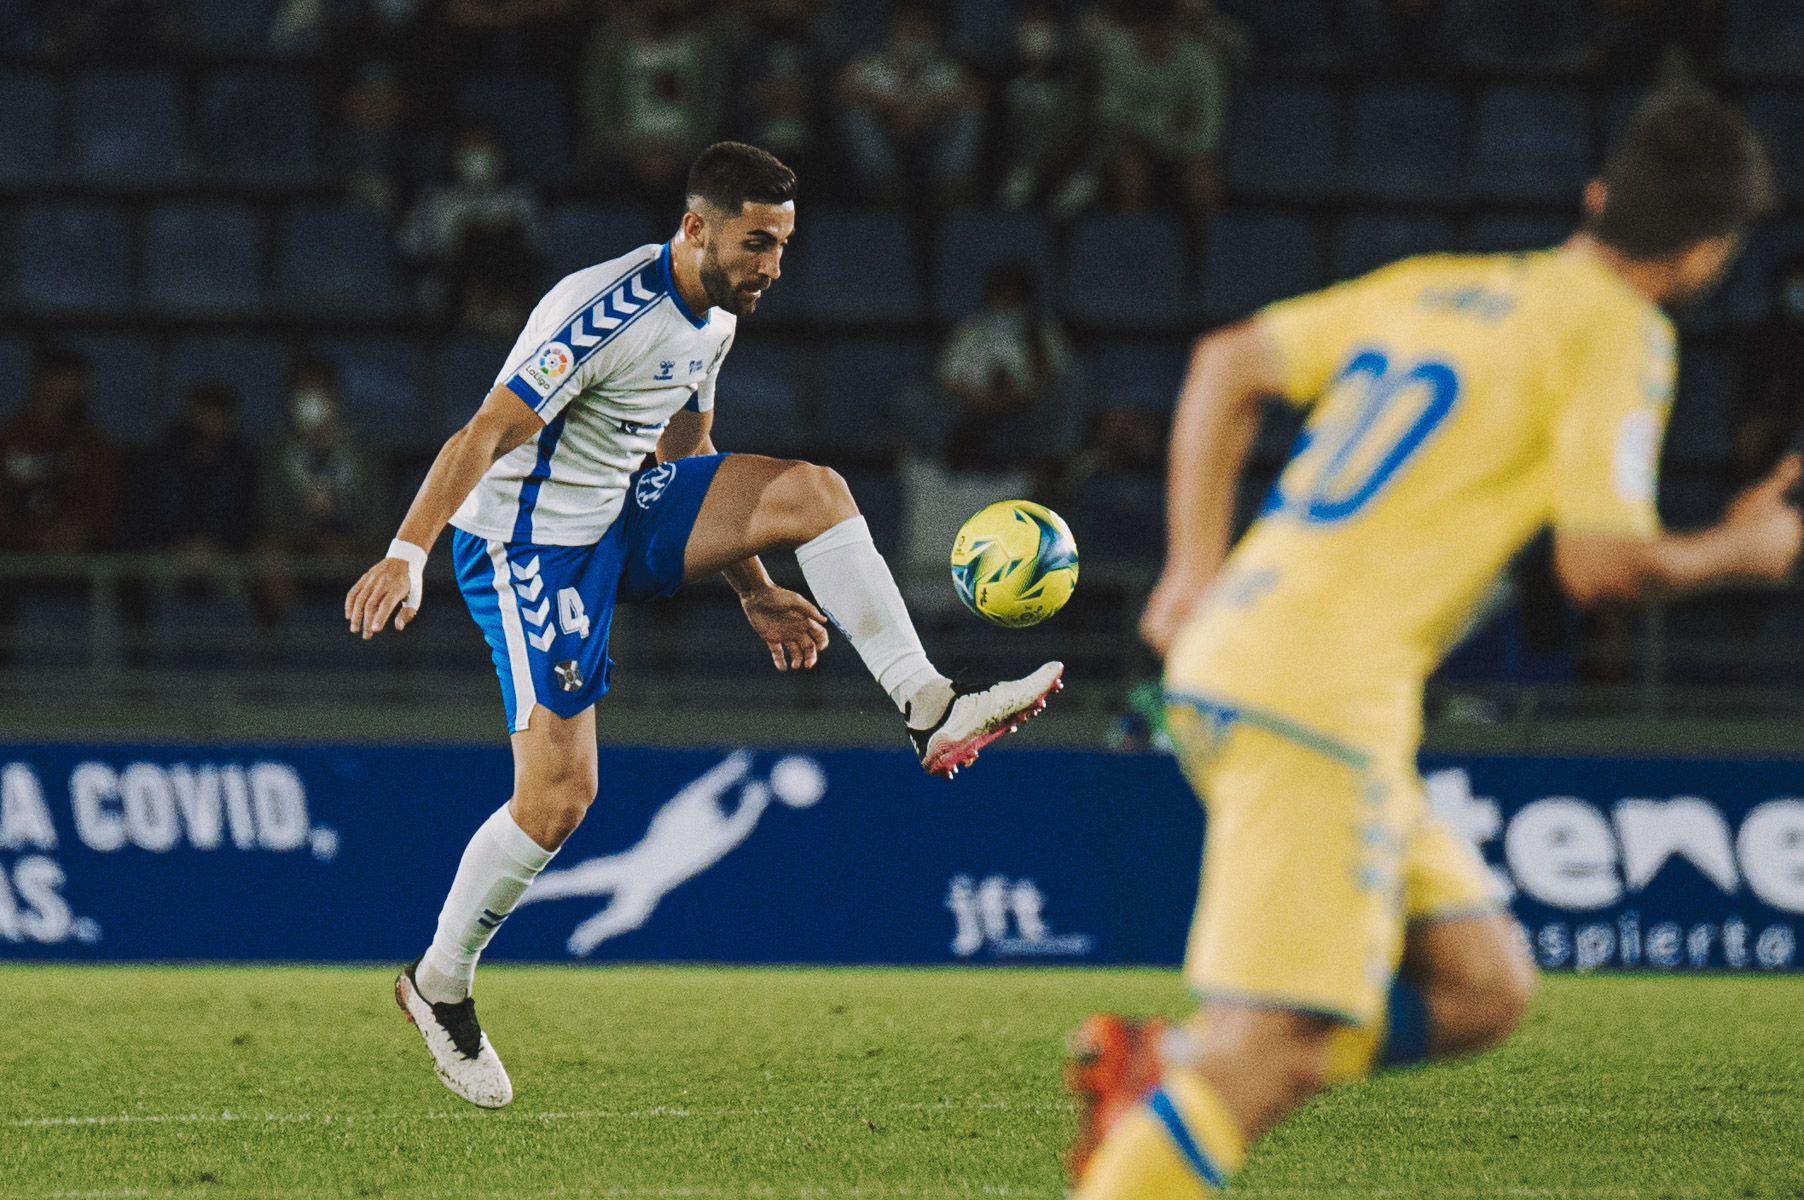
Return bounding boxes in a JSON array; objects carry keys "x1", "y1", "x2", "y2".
[
  {"x1": 995, "y1": 0, "x2": 1093, "y2": 213},
  {"x1": 400, "y1": 121, "x2": 545, "y2": 335},
  {"x1": 1737, "y1": 253, "x2": 1804, "y2": 488},
  {"x1": 577, "y1": 0, "x2": 727, "y2": 204},
  {"x1": 913, "y1": 263, "x2": 1086, "y2": 472},
  {"x1": 149, "y1": 382, "x2": 259, "y2": 563},
  {"x1": 0, "y1": 348, "x2": 120, "y2": 663},
  {"x1": 1082, "y1": 0, "x2": 1239, "y2": 220},
  {"x1": 0, "y1": 348, "x2": 118, "y2": 556},
  {"x1": 335, "y1": 58, "x2": 412, "y2": 211},
  {"x1": 836, "y1": 5, "x2": 985, "y2": 207},
  {"x1": 726, "y1": 0, "x2": 832, "y2": 181}
]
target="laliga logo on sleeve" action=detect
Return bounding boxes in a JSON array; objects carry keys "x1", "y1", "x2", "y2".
[
  {"x1": 537, "y1": 343, "x2": 574, "y2": 381},
  {"x1": 634, "y1": 462, "x2": 677, "y2": 508}
]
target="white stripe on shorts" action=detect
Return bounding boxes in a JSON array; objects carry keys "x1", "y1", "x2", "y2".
[{"x1": 487, "y1": 540, "x2": 538, "y2": 732}]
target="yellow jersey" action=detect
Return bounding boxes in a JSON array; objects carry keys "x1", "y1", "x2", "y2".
[{"x1": 1165, "y1": 247, "x2": 1677, "y2": 752}]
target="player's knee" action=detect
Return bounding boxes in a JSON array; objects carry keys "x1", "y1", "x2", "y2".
[
  {"x1": 514, "y1": 763, "x2": 598, "y2": 847},
  {"x1": 1433, "y1": 941, "x2": 1538, "y2": 1054},
  {"x1": 772, "y1": 461, "x2": 858, "y2": 545}
]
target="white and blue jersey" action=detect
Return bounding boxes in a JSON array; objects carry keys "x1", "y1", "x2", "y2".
[
  {"x1": 449, "y1": 241, "x2": 737, "y2": 731},
  {"x1": 450, "y1": 241, "x2": 736, "y2": 547}
]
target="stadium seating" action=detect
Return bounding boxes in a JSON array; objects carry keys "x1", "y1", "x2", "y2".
[
  {"x1": 59, "y1": 332, "x2": 161, "y2": 444},
  {"x1": 7, "y1": 595, "x2": 90, "y2": 670},
  {"x1": 1092, "y1": 343, "x2": 1187, "y2": 413},
  {"x1": 1198, "y1": 213, "x2": 1319, "y2": 321},
  {"x1": 1068, "y1": 473, "x2": 1164, "y2": 561},
  {"x1": 457, "y1": 75, "x2": 570, "y2": 185},
  {"x1": 1217, "y1": 0, "x2": 1335, "y2": 60},
  {"x1": 435, "y1": 339, "x2": 513, "y2": 441},
  {"x1": 1665, "y1": 349, "x2": 1734, "y2": 468},
  {"x1": 13, "y1": 204, "x2": 132, "y2": 314},
  {"x1": 1333, "y1": 213, "x2": 1456, "y2": 281},
  {"x1": 1437, "y1": 0, "x2": 1589, "y2": 71},
  {"x1": 314, "y1": 338, "x2": 423, "y2": 449},
  {"x1": 1065, "y1": 213, "x2": 1189, "y2": 330},
  {"x1": 1223, "y1": 83, "x2": 1339, "y2": 200},
  {"x1": 0, "y1": 70, "x2": 54, "y2": 187},
  {"x1": 799, "y1": 208, "x2": 923, "y2": 324},
  {"x1": 1464, "y1": 215, "x2": 1573, "y2": 254},
  {"x1": 142, "y1": 203, "x2": 265, "y2": 317},
  {"x1": 69, "y1": 70, "x2": 189, "y2": 186},
  {"x1": 541, "y1": 204, "x2": 661, "y2": 290},
  {"x1": 815, "y1": 339, "x2": 932, "y2": 459},
  {"x1": 197, "y1": 72, "x2": 318, "y2": 186},
  {"x1": 1343, "y1": 84, "x2": 1467, "y2": 203},
  {"x1": 708, "y1": 341, "x2": 805, "y2": 456},
  {"x1": 1747, "y1": 93, "x2": 1804, "y2": 203},
  {"x1": 165, "y1": 336, "x2": 290, "y2": 439},
  {"x1": 177, "y1": 0, "x2": 287, "y2": 53},
  {"x1": 276, "y1": 205, "x2": 402, "y2": 317},
  {"x1": 1723, "y1": 0, "x2": 1804, "y2": 79},
  {"x1": 1720, "y1": 219, "x2": 1804, "y2": 327},
  {"x1": 147, "y1": 595, "x2": 261, "y2": 671},
  {"x1": 951, "y1": 0, "x2": 1015, "y2": 67},
  {"x1": 932, "y1": 210, "x2": 1056, "y2": 322},
  {"x1": 1465, "y1": 86, "x2": 1592, "y2": 203},
  {"x1": 836, "y1": 468, "x2": 902, "y2": 558}
]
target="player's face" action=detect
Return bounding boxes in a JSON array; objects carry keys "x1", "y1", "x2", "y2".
[{"x1": 699, "y1": 201, "x2": 794, "y2": 316}]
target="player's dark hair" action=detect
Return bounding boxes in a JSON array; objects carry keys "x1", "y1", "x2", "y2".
[
  {"x1": 1587, "y1": 86, "x2": 1776, "y2": 260},
  {"x1": 686, "y1": 142, "x2": 796, "y2": 214}
]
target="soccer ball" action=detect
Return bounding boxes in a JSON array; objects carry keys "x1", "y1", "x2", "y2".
[{"x1": 950, "y1": 500, "x2": 1079, "y2": 628}]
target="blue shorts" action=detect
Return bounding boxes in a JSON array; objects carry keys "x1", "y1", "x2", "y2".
[{"x1": 453, "y1": 454, "x2": 726, "y2": 732}]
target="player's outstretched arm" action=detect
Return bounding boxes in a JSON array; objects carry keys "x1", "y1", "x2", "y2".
[
  {"x1": 1554, "y1": 453, "x2": 1804, "y2": 607},
  {"x1": 1141, "y1": 321, "x2": 1287, "y2": 657},
  {"x1": 345, "y1": 385, "x2": 546, "y2": 638}
]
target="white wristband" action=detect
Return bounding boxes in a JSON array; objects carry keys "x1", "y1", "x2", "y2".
[{"x1": 387, "y1": 538, "x2": 427, "y2": 612}]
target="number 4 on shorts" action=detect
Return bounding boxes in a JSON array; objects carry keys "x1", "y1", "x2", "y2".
[{"x1": 557, "y1": 587, "x2": 591, "y2": 639}]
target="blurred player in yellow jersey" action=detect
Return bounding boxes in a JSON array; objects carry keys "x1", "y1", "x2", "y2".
[{"x1": 1067, "y1": 87, "x2": 1804, "y2": 1197}]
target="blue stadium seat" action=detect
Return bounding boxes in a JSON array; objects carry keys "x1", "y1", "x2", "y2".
[
  {"x1": 1198, "y1": 213, "x2": 1319, "y2": 321},
  {"x1": 1068, "y1": 473, "x2": 1164, "y2": 561},
  {"x1": 1724, "y1": 0, "x2": 1804, "y2": 78},
  {"x1": 59, "y1": 333, "x2": 162, "y2": 444},
  {"x1": 1437, "y1": 0, "x2": 1589, "y2": 70},
  {"x1": 1465, "y1": 86, "x2": 1592, "y2": 203},
  {"x1": 148, "y1": 595, "x2": 260, "y2": 671},
  {"x1": 14, "y1": 205, "x2": 131, "y2": 314},
  {"x1": 1223, "y1": 83, "x2": 1339, "y2": 200},
  {"x1": 1720, "y1": 219, "x2": 1804, "y2": 326},
  {"x1": 541, "y1": 204, "x2": 660, "y2": 289},
  {"x1": 1216, "y1": 0, "x2": 1335, "y2": 60},
  {"x1": 277, "y1": 205, "x2": 401, "y2": 316},
  {"x1": 197, "y1": 71, "x2": 317, "y2": 184},
  {"x1": 178, "y1": 0, "x2": 287, "y2": 53},
  {"x1": 708, "y1": 342, "x2": 804, "y2": 456},
  {"x1": 316, "y1": 338, "x2": 423, "y2": 449},
  {"x1": 1757, "y1": 597, "x2": 1804, "y2": 686},
  {"x1": 1748, "y1": 93, "x2": 1804, "y2": 202},
  {"x1": 0, "y1": 337, "x2": 26, "y2": 419},
  {"x1": 1343, "y1": 84, "x2": 1466, "y2": 203},
  {"x1": 816, "y1": 339, "x2": 933, "y2": 458},
  {"x1": 69, "y1": 70, "x2": 189, "y2": 185},
  {"x1": 458, "y1": 75, "x2": 569, "y2": 184},
  {"x1": 436, "y1": 339, "x2": 513, "y2": 440},
  {"x1": 0, "y1": 0, "x2": 40, "y2": 53},
  {"x1": 1464, "y1": 214, "x2": 1572, "y2": 253},
  {"x1": 1665, "y1": 349, "x2": 1734, "y2": 467},
  {"x1": 799, "y1": 208, "x2": 923, "y2": 324},
  {"x1": 1065, "y1": 214, "x2": 1188, "y2": 329},
  {"x1": 166, "y1": 337, "x2": 289, "y2": 440},
  {"x1": 9, "y1": 596, "x2": 89, "y2": 670},
  {"x1": 1334, "y1": 214, "x2": 1455, "y2": 280},
  {"x1": 933, "y1": 210, "x2": 1055, "y2": 322},
  {"x1": 1092, "y1": 343, "x2": 1187, "y2": 413},
  {"x1": 142, "y1": 203, "x2": 264, "y2": 317},
  {"x1": 0, "y1": 71, "x2": 53, "y2": 186}
]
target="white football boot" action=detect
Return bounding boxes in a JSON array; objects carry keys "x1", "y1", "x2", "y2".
[
  {"x1": 909, "y1": 661, "x2": 1064, "y2": 778},
  {"x1": 394, "y1": 957, "x2": 514, "y2": 1108}
]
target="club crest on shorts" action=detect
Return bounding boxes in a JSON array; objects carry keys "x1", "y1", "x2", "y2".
[
  {"x1": 554, "y1": 660, "x2": 584, "y2": 692},
  {"x1": 634, "y1": 462, "x2": 677, "y2": 508}
]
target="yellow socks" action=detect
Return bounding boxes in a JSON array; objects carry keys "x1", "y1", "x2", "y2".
[{"x1": 1074, "y1": 1067, "x2": 1246, "y2": 1199}]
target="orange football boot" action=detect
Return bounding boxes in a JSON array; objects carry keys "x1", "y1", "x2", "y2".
[{"x1": 1064, "y1": 1013, "x2": 1169, "y2": 1184}]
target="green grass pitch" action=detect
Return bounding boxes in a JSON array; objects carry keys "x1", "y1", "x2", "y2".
[{"x1": 2, "y1": 967, "x2": 1801, "y2": 1199}]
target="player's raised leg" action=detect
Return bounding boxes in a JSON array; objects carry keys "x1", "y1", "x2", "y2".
[
  {"x1": 682, "y1": 452, "x2": 1063, "y2": 776},
  {"x1": 395, "y1": 702, "x2": 598, "y2": 1108}
]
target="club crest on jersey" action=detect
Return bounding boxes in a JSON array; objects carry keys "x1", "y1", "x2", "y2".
[
  {"x1": 634, "y1": 462, "x2": 677, "y2": 508},
  {"x1": 513, "y1": 264, "x2": 662, "y2": 400}
]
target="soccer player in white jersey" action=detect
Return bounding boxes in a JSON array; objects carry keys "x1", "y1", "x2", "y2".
[{"x1": 344, "y1": 142, "x2": 1063, "y2": 1108}]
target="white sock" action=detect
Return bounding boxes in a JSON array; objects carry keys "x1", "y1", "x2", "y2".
[
  {"x1": 417, "y1": 804, "x2": 556, "y2": 1004},
  {"x1": 795, "y1": 515, "x2": 953, "y2": 727}
]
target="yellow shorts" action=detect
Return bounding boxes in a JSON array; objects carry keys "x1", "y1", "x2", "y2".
[{"x1": 1166, "y1": 695, "x2": 1500, "y2": 1027}]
